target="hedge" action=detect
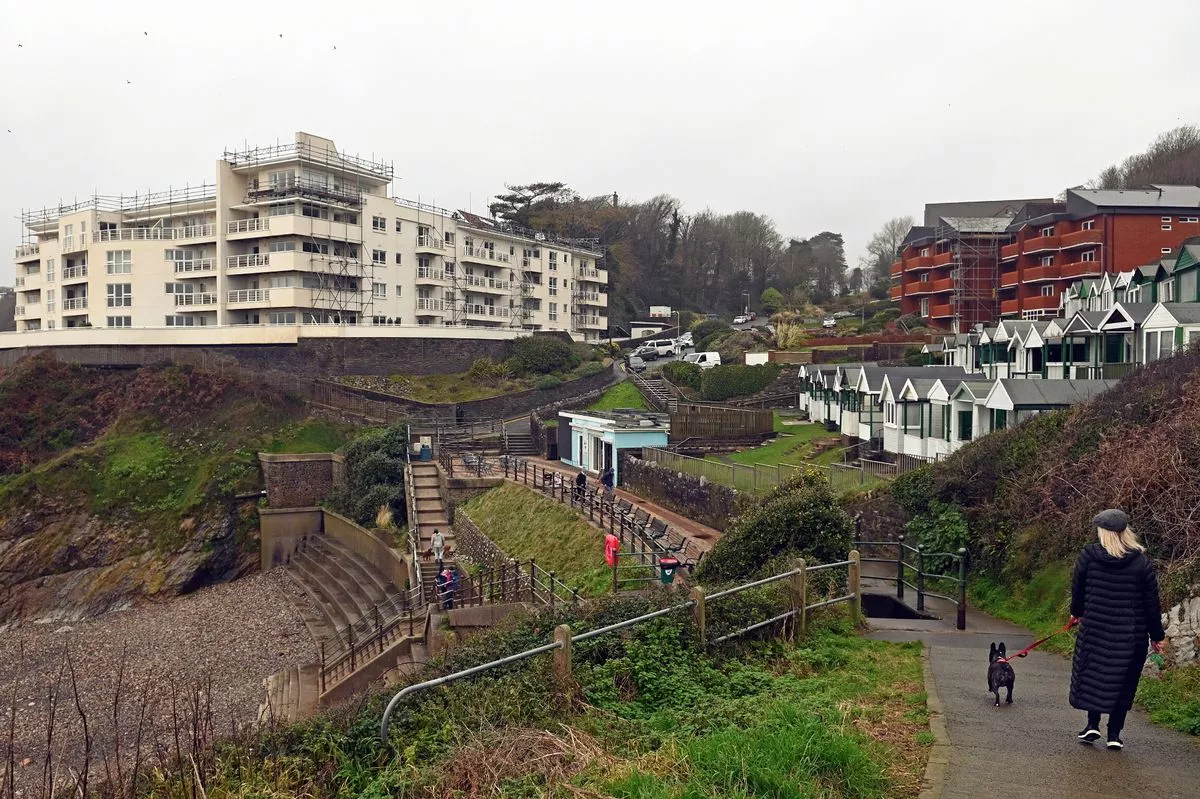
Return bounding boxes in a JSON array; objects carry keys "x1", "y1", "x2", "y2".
[
  {"x1": 699, "y1": 363, "x2": 782, "y2": 401},
  {"x1": 661, "y1": 360, "x2": 702, "y2": 391}
]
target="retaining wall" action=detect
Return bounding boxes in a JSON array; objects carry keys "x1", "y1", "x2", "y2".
[
  {"x1": 618, "y1": 452, "x2": 739, "y2": 532},
  {"x1": 259, "y1": 452, "x2": 345, "y2": 508}
]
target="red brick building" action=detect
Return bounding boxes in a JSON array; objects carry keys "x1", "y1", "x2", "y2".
[{"x1": 998, "y1": 185, "x2": 1200, "y2": 319}]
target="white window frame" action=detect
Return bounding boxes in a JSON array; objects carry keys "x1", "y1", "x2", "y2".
[
  {"x1": 106, "y1": 283, "x2": 132, "y2": 307},
  {"x1": 106, "y1": 250, "x2": 132, "y2": 275},
  {"x1": 1182, "y1": 217, "x2": 1199, "y2": 224},
  {"x1": 395, "y1": 253, "x2": 403, "y2": 265},
  {"x1": 372, "y1": 215, "x2": 387, "y2": 232},
  {"x1": 107, "y1": 315, "x2": 132, "y2": 328},
  {"x1": 396, "y1": 285, "x2": 403, "y2": 298},
  {"x1": 1040, "y1": 285, "x2": 1055, "y2": 297},
  {"x1": 1040, "y1": 255, "x2": 1054, "y2": 266},
  {"x1": 269, "y1": 240, "x2": 297, "y2": 252},
  {"x1": 1040, "y1": 225, "x2": 1054, "y2": 237},
  {"x1": 885, "y1": 401, "x2": 896, "y2": 425},
  {"x1": 394, "y1": 218, "x2": 403, "y2": 233},
  {"x1": 919, "y1": 247, "x2": 930, "y2": 257},
  {"x1": 1081, "y1": 250, "x2": 1096, "y2": 262},
  {"x1": 372, "y1": 282, "x2": 387, "y2": 299},
  {"x1": 1081, "y1": 220, "x2": 1095, "y2": 231},
  {"x1": 372, "y1": 249, "x2": 387, "y2": 264},
  {"x1": 268, "y1": 202, "x2": 293, "y2": 216},
  {"x1": 1162, "y1": 247, "x2": 1173, "y2": 255}
]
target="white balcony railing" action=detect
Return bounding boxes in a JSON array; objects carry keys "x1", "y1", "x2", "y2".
[
  {"x1": 488, "y1": 278, "x2": 511, "y2": 291},
  {"x1": 226, "y1": 218, "x2": 269, "y2": 234},
  {"x1": 465, "y1": 304, "x2": 510, "y2": 319},
  {"x1": 416, "y1": 267, "x2": 446, "y2": 281},
  {"x1": 579, "y1": 316, "x2": 604, "y2": 327},
  {"x1": 63, "y1": 297, "x2": 88, "y2": 311},
  {"x1": 577, "y1": 292, "x2": 602, "y2": 303},
  {"x1": 227, "y1": 289, "x2": 270, "y2": 304},
  {"x1": 93, "y1": 227, "x2": 179, "y2": 242},
  {"x1": 180, "y1": 224, "x2": 216, "y2": 239},
  {"x1": 174, "y1": 292, "x2": 217, "y2": 307},
  {"x1": 227, "y1": 253, "x2": 270, "y2": 269},
  {"x1": 577, "y1": 268, "x2": 604, "y2": 280},
  {"x1": 172, "y1": 257, "x2": 215, "y2": 274},
  {"x1": 416, "y1": 235, "x2": 444, "y2": 250},
  {"x1": 13, "y1": 277, "x2": 24, "y2": 287},
  {"x1": 14, "y1": 306, "x2": 24, "y2": 317},
  {"x1": 416, "y1": 298, "x2": 445, "y2": 312},
  {"x1": 62, "y1": 265, "x2": 88, "y2": 280},
  {"x1": 462, "y1": 246, "x2": 509, "y2": 263},
  {"x1": 15, "y1": 243, "x2": 39, "y2": 258}
]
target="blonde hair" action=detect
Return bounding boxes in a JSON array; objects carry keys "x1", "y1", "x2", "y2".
[{"x1": 1097, "y1": 526, "x2": 1145, "y2": 558}]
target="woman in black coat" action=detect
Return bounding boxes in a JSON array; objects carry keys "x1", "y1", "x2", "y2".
[{"x1": 1069, "y1": 508, "x2": 1165, "y2": 750}]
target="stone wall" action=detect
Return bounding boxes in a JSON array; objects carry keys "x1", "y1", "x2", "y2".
[
  {"x1": 618, "y1": 452, "x2": 739, "y2": 532},
  {"x1": 258, "y1": 453, "x2": 345, "y2": 508},
  {"x1": 1163, "y1": 594, "x2": 1200, "y2": 664},
  {"x1": 452, "y1": 511, "x2": 509, "y2": 568}
]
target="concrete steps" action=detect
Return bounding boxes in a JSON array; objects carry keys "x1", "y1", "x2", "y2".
[
  {"x1": 257, "y1": 663, "x2": 320, "y2": 726},
  {"x1": 504, "y1": 433, "x2": 539, "y2": 456}
]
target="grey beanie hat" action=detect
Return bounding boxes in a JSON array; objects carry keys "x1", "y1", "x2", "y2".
[{"x1": 1093, "y1": 508, "x2": 1130, "y2": 532}]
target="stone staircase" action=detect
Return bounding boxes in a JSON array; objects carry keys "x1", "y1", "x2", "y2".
[
  {"x1": 259, "y1": 664, "x2": 321, "y2": 725},
  {"x1": 634, "y1": 376, "x2": 677, "y2": 411},
  {"x1": 503, "y1": 432, "x2": 539, "y2": 456}
]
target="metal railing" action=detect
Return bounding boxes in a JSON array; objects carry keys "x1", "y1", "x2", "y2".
[
  {"x1": 416, "y1": 235, "x2": 444, "y2": 249},
  {"x1": 854, "y1": 535, "x2": 968, "y2": 629},
  {"x1": 174, "y1": 292, "x2": 217, "y2": 306},
  {"x1": 380, "y1": 551, "x2": 862, "y2": 742},
  {"x1": 15, "y1": 243, "x2": 40, "y2": 258},
  {"x1": 172, "y1": 257, "x2": 215, "y2": 274},
  {"x1": 226, "y1": 218, "x2": 269, "y2": 234},
  {"x1": 93, "y1": 227, "x2": 181, "y2": 242},
  {"x1": 415, "y1": 298, "x2": 444, "y2": 312},
  {"x1": 415, "y1": 267, "x2": 446, "y2": 281},
  {"x1": 227, "y1": 253, "x2": 270, "y2": 269},
  {"x1": 13, "y1": 277, "x2": 25, "y2": 288},
  {"x1": 61, "y1": 265, "x2": 88, "y2": 280},
  {"x1": 180, "y1": 223, "x2": 216, "y2": 239},
  {"x1": 62, "y1": 297, "x2": 88, "y2": 310},
  {"x1": 227, "y1": 289, "x2": 270, "y2": 304}
]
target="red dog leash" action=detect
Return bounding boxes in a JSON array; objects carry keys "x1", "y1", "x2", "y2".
[{"x1": 996, "y1": 618, "x2": 1079, "y2": 664}]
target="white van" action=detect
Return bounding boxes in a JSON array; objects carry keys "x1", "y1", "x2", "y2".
[
  {"x1": 683, "y1": 351, "x2": 721, "y2": 369},
  {"x1": 649, "y1": 339, "x2": 678, "y2": 357}
]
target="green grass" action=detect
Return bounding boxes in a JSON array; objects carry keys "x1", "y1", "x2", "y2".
[
  {"x1": 265, "y1": 418, "x2": 361, "y2": 453},
  {"x1": 718, "y1": 416, "x2": 830, "y2": 467},
  {"x1": 459, "y1": 483, "x2": 615, "y2": 595},
  {"x1": 588, "y1": 380, "x2": 649, "y2": 411},
  {"x1": 1137, "y1": 663, "x2": 1200, "y2": 735},
  {"x1": 969, "y1": 561, "x2": 1076, "y2": 655}
]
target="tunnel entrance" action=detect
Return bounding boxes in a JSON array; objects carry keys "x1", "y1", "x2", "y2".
[{"x1": 861, "y1": 592, "x2": 933, "y2": 620}]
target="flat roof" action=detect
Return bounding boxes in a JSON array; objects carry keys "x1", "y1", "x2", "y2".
[{"x1": 561, "y1": 409, "x2": 671, "y2": 429}]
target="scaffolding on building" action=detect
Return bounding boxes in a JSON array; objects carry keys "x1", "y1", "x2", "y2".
[
  {"x1": 19, "y1": 185, "x2": 218, "y2": 244},
  {"x1": 933, "y1": 219, "x2": 1002, "y2": 333}
]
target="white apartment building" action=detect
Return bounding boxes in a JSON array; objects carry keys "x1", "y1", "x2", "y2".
[{"x1": 10, "y1": 133, "x2": 609, "y2": 342}]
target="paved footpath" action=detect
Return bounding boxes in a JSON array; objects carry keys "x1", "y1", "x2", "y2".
[{"x1": 868, "y1": 609, "x2": 1199, "y2": 799}]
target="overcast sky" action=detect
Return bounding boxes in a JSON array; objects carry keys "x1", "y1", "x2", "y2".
[{"x1": 3, "y1": 0, "x2": 1199, "y2": 285}]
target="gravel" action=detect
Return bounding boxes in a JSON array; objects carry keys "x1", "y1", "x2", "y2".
[{"x1": 0, "y1": 569, "x2": 318, "y2": 793}]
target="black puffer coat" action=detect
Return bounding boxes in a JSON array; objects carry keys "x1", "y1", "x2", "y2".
[{"x1": 1069, "y1": 542, "x2": 1165, "y2": 713}]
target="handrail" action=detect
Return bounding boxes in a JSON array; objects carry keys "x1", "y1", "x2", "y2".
[
  {"x1": 380, "y1": 553, "x2": 860, "y2": 742},
  {"x1": 853, "y1": 535, "x2": 968, "y2": 629}
]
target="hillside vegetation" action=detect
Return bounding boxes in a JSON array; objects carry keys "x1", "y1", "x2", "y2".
[{"x1": 0, "y1": 355, "x2": 356, "y2": 624}]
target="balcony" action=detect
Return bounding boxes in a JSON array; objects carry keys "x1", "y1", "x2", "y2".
[
  {"x1": 61, "y1": 235, "x2": 86, "y2": 253},
  {"x1": 1061, "y1": 260, "x2": 1102, "y2": 281},
  {"x1": 931, "y1": 277, "x2": 954, "y2": 293},
  {"x1": 415, "y1": 267, "x2": 447, "y2": 283},
  {"x1": 1061, "y1": 228, "x2": 1103, "y2": 248},
  {"x1": 890, "y1": 260, "x2": 903, "y2": 277},
  {"x1": 577, "y1": 291, "x2": 603, "y2": 303},
  {"x1": 461, "y1": 246, "x2": 511, "y2": 264},
  {"x1": 931, "y1": 303, "x2": 954, "y2": 319},
  {"x1": 174, "y1": 292, "x2": 217, "y2": 307},
  {"x1": 14, "y1": 305, "x2": 24, "y2": 317},
  {"x1": 1000, "y1": 299, "x2": 1019, "y2": 316},
  {"x1": 1000, "y1": 243, "x2": 1019, "y2": 261},
  {"x1": 179, "y1": 224, "x2": 216, "y2": 241},
  {"x1": 15, "y1": 243, "x2": 40, "y2": 260},
  {"x1": 93, "y1": 227, "x2": 180, "y2": 242},
  {"x1": 415, "y1": 235, "x2": 445, "y2": 251},
  {"x1": 61, "y1": 265, "x2": 88, "y2": 282},
  {"x1": 1022, "y1": 234, "x2": 1060, "y2": 254},
  {"x1": 1023, "y1": 264, "x2": 1062, "y2": 282},
  {"x1": 1000, "y1": 270, "x2": 1019, "y2": 287},
  {"x1": 577, "y1": 267, "x2": 604, "y2": 280},
  {"x1": 172, "y1": 257, "x2": 216, "y2": 274},
  {"x1": 227, "y1": 253, "x2": 270, "y2": 269},
  {"x1": 416, "y1": 298, "x2": 445, "y2": 313},
  {"x1": 227, "y1": 289, "x2": 270, "y2": 305},
  {"x1": 13, "y1": 276, "x2": 24, "y2": 288},
  {"x1": 932, "y1": 251, "x2": 955, "y2": 267},
  {"x1": 462, "y1": 274, "x2": 511, "y2": 292},
  {"x1": 226, "y1": 218, "x2": 269, "y2": 235},
  {"x1": 63, "y1": 297, "x2": 88, "y2": 311},
  {"x1": 1022, "y1": 293, "x2": 1060, "y2": 312},
  {"x1": 889, "y1": 285, "x2": 903, "y2": 300},
  {"x1": 579, "y1": 315, "x2": 605, "y2": 328},
  {"x1": 908, "y1": 281, "x2": 935, "y2": 296},
  {"x1": 463, "y1": 304, "x2": 510, "y2": 320}
]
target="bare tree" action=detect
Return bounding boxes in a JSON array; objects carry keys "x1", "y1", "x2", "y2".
[
  {"x1": 860, "y1": 215, "x2": 914, "y2": 289},
  {"x1": 1088, "y1": 125, "x2": 1200, "y2": 189}
]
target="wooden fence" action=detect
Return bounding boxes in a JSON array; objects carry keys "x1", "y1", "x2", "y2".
[{"x1": 670, "y1": 403, "x2": 774, "y2": 439}]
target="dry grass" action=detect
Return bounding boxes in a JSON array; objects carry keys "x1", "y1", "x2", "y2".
[{"x1": 435, "y1": 725, "x2": 611, "y2": 797}]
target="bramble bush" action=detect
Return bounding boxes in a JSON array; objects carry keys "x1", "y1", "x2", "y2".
[
  {"x1": 576, "y1": 361, "x2": 606, "y2": 378},
  {"x1": 328, "y1": 423, "x2": 408, "y2": 527},
  {"x1": 508, "y1": 335, "x2": 579, "y2": 375},
  {"x1": 535, "y1": 375, "x2": 563, "y2": 390}
]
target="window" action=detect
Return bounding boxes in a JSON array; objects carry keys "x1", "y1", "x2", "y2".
[
  {"x1": 268, "y1": 169, "x2": 294, "y2": 187},
  {"x1": 1161, "y1": 281, "x2": 1175, "y2": 302},
  {"x1": 1081, "y1": 220, "x2": 1095, "y2": 230},
  {"x1": 372, "y1": 282, "x2": 387, "y2": 298},
  {"x1": 1040, "y1": 285, "x2": 1055, "y2": 297},
  {"x1": 164, "y1": 282, "x2": 194, "y2": 294},
  {"x1": 332, "y1": 211, "x2": 358, "y2": 224},
  {"x1": 372, "y1": 215, "x2": 387, "y2": 232},
  {"x1": 548, "y1": 252, "x2": 558, "y2": 271},
  {"x1": 919, "y1": 273, "x2": 929, "y2": 282},
  {"x1": 45, "y1": 258, "x2": 55, "y2": 282},
  {"x1": 268, "y1": 202, "x2": 293, "y2": 216},
  {"x1": 1040, "y1": 255, "x2": 1054, "y2": 266},
  {"x1": 301, "y1": 203, "x2": 327, "y2": 219},
  {"x1": 418, "y1": 255, "x2": 431, "y2": 270},
  {"x1": 1162, "y1": 216, "x2": 1172, "y2": 231},
  {"x1": 549, "y1": 302, "x2": 558, "y2": 321},
  {"x1": 396, "y1": 285, "x2": 403, "y2": 298},
  {"x1": 302, "y1": 241, "x2": 330, "y2": 254},
  {"x1": 63, "y1": 223, "x2": 73, "y2": 237},
  {"x1": 46, "y1": 289, "x2": 55, "y2": 312},
  {"x1": 372, "y1": 249, "x2": 386, "y2": 264},
  {"x1": 885, "y1": 401, "x2": 896, "y2": 425},
  {"x1": 549, "y1": 277, "x2": 558, "y2": 296},
  {"x1": 395, "y1": 253, "x2": 403, "y2": 264},
  {"x1": 165, "y1": 315, "x2": 200, "y2": 327},
  {"x1": 1081, "y1": 250, "x2": 1096, "y2": 262},
  {"x1": 1162, "y1": 247, "x2": 1173, "y2": 255},
  {"x1": 269, "y1": 312, "x2": 297, "y2": 325},
  {"x1": 919, "y1": 247, "x2": 930, "y2": 257},
  {"x1": 394, "y1": 219, "x2": 403, "y2": 232},
  {"x1": 1040, "y1": 226, "x2": 1054, "y2": 237},
  {"x1": 106, "y1": 283, "x2": 132, "y2": 307},
  {"x1": 106, "y1": 250, "x2": 132, "y2": 274},
  {"x1": 269, "y1": 240, "x2": 296, "y2": 252},
  {"x1": 107, "y1": 316, "x2": 131, "y2": 328},
  {"x1": 1183, "y1": 217, "x2": 1199, "y2": 224},
  {"x1": 444, "y1": 232, "x2": 454, "y2": 246}
]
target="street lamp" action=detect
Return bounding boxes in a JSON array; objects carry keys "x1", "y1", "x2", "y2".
[{"x1": 742, "y1": 292, "x2": 750, "y2": 316}]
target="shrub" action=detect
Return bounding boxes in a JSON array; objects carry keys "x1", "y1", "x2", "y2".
[
  {"x1": 535, "y1": 375, "x2": 563, "y2": 390},
  {"x1": 698, "y1": 471, "x2": 852, "y2": 583},
  {"x1": 690, "y1": 319, "x2": 731, "y2": 344},
  {"x1": 576, "y1": 361, "x2": 606, "y2": 378},
  {"x1": 508, "y1": 335, "x2": 579, "y2": 375},
  {"x1": 699, "y1": 363, "x2": 782, "y2": 401},
  {"x1": 902, "y1": 347, "x2": 929, "y2": 366},
  {"x1": 467, "y1": 357, "x2": 510, "y2": 386},
  {"x1": 760, "y1": 287, "x2": 785, "y2": 314},
  {"x1": 662, "y1": 360, "x2": 702, "y2": 390},
  {"x1": 328, "y1": 423, "x2": 408, "y2": 527}
]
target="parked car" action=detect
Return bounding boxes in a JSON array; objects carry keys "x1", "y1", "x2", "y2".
[
  {"x1": 683, "y1": 351, "x2": 722, "y2": 369},
  {"x1": 634, "y1": 344, "x2": 659, "y2": 360},
  {"x1": 626, "y1": 355, "x2": 647, "y2": 373},
  {"x1": 648, "y1": 339, "x2": 678, "y2": 358},
  {"x1": 822, "y1": 317, "x2": 837, "y2": 329},
  {"x1": 733, "y1": 314, "x2": 750, "y2": 325},
  {"x1": 677, "y1": 331, "x2": 694, "y2": 347},
  {"x1": 832, "y1": 310, "x2": 854, "y2": 319}
]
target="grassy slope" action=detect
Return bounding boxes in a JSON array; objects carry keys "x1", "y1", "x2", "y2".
[
  {"x1": 459, "y1": 483, "x2": 614, "y2": 595},
  {"x1": 589, "y1": 380, "x2": 649, "y2": 411},
  {"x1": 186, "y1": 609, "x2": 930, "y2": 799},
  {"x1": 265, "y1": 418, "x2": 361, "y2": 454},
  {"x1": 718, "y1": 416, "x2": 829, "y2": 467}
]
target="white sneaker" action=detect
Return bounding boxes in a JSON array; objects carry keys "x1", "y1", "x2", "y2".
[
  {"x1": 1077, "y1": 728, "x2": 1101, "y2": 743},
  {"x1": 1106, "y1": 738, "x2": 1124, "y2": 750}
]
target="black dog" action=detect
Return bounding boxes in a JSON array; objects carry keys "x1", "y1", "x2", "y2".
[{"x1": 988, "y1": 642, "x2": 1015, "y2": 707}]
